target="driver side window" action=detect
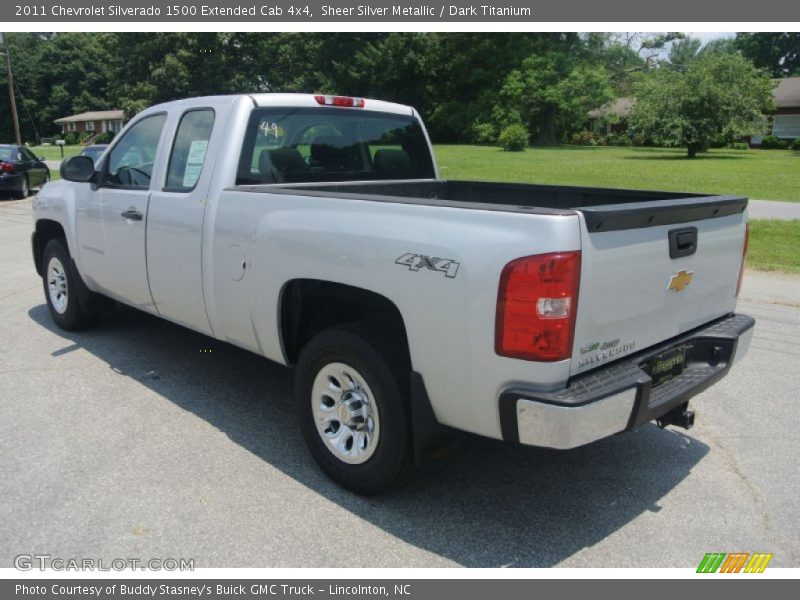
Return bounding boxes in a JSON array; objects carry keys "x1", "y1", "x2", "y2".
[{"x1": 102, "y1": 114, "x2": 166, "y2": 189}]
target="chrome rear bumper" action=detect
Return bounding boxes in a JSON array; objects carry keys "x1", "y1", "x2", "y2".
[{"x1": 499, "y1": 313, "x2": 755, "y2": 449}]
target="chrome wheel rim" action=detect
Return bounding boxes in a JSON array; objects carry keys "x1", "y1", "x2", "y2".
[
  {"x1": 47, "y1": 257, "x2": 68, "y2": 314},
  {"x1": 311, "y1": 362, "x2": 380, "y2": 464}
]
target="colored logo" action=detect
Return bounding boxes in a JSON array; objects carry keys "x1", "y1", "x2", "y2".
[
  {"x1": 697, "y1": 552, "x2": 773, "y2": 573},
  {"x1": 668, "y1": 270, "x2": 694, "y2": 292}
]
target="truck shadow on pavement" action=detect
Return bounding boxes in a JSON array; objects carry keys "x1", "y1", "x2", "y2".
[{"x1": 28, "y1": 303, "x2": 709, "y2": 568}]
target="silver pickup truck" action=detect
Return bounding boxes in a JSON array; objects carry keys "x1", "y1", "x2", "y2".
[{"x1": 32, "y1": 93, "x2": 754, "y2": 494}]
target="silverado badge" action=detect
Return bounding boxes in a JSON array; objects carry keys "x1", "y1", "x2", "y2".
[{"x1": 668, "y1": 270, "x2": 694, "y2": 292}]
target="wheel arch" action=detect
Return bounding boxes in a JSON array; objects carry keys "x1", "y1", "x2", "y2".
[
  {"x1": 278, "y1": 278, "x2": 411, "y2": 368},
  {"x1": 279, "y1": 279, "x2": 449, "y2": 462},
  {"x1": 32, "y1": 219, "x2": 67, "y2": 276}
]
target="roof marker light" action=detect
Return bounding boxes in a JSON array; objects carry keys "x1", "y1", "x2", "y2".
[{"x1": 314, "y1": 95, "x2": 366, "y2": 108}]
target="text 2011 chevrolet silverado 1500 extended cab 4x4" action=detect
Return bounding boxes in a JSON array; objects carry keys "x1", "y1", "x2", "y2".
[{"x1": 32, "y1": 94, "x2": 754, "y2": 493}]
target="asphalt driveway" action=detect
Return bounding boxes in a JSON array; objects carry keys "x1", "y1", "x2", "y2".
[{"x1": 1, "y1": 197, "x2": 798, "y2": 568}]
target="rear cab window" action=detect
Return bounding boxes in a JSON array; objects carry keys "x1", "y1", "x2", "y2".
[
  {"x1": 236, "y1": 107, "x2": 435, "y2": 185},
  {"x1": 165, "y1": 109, "x2": 215, "y2": 192}
]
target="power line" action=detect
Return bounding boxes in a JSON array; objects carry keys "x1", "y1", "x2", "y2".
[{"x1": 12, "y1": 76, "x2": 41, "y2": 144}]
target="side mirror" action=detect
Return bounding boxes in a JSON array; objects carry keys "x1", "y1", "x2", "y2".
[
  {"x1": 38, "y1": 156, "x2": 46, "y2": 161},
  {"x1": 60, "y1": 155, "x2": 96, "y2": 183}
]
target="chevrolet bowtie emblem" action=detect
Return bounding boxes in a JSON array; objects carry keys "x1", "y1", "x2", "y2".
[{"x1": 668, "y1": 270, "x2": 694, "y2": 292}]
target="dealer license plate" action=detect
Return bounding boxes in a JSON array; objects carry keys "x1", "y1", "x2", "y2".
[{"x1": 647, "y1": 345, "x2": 688, "y2": 388}]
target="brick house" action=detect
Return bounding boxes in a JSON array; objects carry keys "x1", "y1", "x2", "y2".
[
  {"x1": 769, "y1": 77, "x2": 800, "y2": 140},
  {"x1": 54, "y1": 110, "x2": 125, "y2": 137}
]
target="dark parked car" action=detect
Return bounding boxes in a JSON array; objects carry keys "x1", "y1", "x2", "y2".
[
  {"x1": 0, "y1": 144, "x2": 50, "y2": 199},
  {"x1": 79, "y1": 144, "x2": 108, "y2": 164}
]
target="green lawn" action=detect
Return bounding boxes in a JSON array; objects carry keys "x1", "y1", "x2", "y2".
[
  {"x1": 434, "y1": 145, "x2": 800, "y2": 202},
  {"x1": 28, "y1": 144, "x2": 82, "y2": 161},
  {"x1": 747, "y1": 220, "x2": 800, "y2": 274}
]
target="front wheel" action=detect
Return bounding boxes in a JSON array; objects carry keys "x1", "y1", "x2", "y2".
[
  {"x1": 42, "y1": 238, "x2": 98, "y2": 330},
  {"x1": 295, "y1": 323, "x2": 413, "y2": 495}
]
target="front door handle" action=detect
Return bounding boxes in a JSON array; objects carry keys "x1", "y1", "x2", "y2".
[{"x1": 121, "y1": 208, "x2": 143, "y2": 221}]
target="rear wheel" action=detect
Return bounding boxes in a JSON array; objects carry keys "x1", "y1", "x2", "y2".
[
  {"x1": 295, "y1": 323, "x2": 413, "y2": 494},
  {"x1": 42, "y1": 237, "x2": 98, "y2": 330},
  {"x1": 15, "y1": 176, "x2": 29, "y2": 199}
]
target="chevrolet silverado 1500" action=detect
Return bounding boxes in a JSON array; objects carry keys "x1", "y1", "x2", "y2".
[{"x1": 32, "y1": 94, "x2": 754, "y2": 493}]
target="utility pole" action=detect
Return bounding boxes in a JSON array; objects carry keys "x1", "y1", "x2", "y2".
[{"x1": 0, "y1": 33, "x2": 22, "y2": 145}]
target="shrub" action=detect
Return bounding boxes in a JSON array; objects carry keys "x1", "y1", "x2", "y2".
[
  {"x1": 732, "y1": 142, "x2": 749, "y2": 150},
  {"x1": 93, "y1": 131, "x2": 113, "y2": 144},
  {"x1": 498, "y1": 123, "x2": 529, "y2": 151},
  {"x1": 472, "y1": 121, "x2": 497, "y2": 144},
  {"x1": 791, "y1": 138, "x2": 800, "y2": 151},
  {"x1": 78, "y1": 131, "x2": 92, "y2": 143},
  {"x1": 63, "y1": 132, "x2": 77, "y2": 145},
  {"x1": 759, "y1": 135, "x2": 790, "y2": 149},
  {"x1": 570, "y1": 130, "x2": 595, "y2": 146},
  {"x1": 759, "y1": 135, "x2": 777, "y2": 148},
  {"x1": 606, "y1": 133, "x2": 633, "y2": 147}
]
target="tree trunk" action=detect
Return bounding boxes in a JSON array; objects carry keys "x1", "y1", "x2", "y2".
[
  {"x1": 687, "y1": 143, "x2": 701, "y2": 158},
  {"x1": 536, "y1": 105, "x2": 558, "y2": 146}
]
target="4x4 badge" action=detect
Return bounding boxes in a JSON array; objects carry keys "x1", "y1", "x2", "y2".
[{"x1": 395, "y1": 253, "x2": 460, "y2": 278}]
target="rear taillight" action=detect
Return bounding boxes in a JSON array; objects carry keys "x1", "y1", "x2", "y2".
[
  {"x1": 496, "y1": 251, "x2": 581, "y2": 361},
  {"x1": 0, "y1": 161, "x2": 15, "y2": 174},
  {"x1": 314, "y1": 95, "x2": 366, "y2": 108},
  {"x1": 735, "y1": 222, "x2": 750, "y2": 298}
]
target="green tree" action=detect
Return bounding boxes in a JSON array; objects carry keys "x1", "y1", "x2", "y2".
[
  {"x1": 38, "y1": 33, "x2": 114, "y2": 125},
  {"x1": 0, "y1": 33, "x2": 49, "y2": 142},
  {"x1": 1, "y1": 33, "x2": 114, "y2": 142},
  {"x1": 735, "y1": 33, "x2": 800, "y2": 77},
  {"x1": 422, "y1": 33, "x2": 559, "y2": 142},
  {"x1": 697, "y1": 38, "x2": 738, "y2": 58},
  {"x1": 598, "y1": 36, "x2": 646, "y2": 96},
  {"x1": 668, "y1": 37, "x2": 702, "y2": 67},
  {"x1": 630, "y1": 54, "x2": 774, "y2": 158},
  {"x1": 497, "y1": 51, "x2": 613, "y2": 145}
]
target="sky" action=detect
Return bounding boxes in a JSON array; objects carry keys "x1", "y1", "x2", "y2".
[{"x1": 687, "y1": 32, "x2": 735, "y2": 44}]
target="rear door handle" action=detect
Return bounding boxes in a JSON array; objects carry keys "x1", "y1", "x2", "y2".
[{"x1": 121, "y1": 208, "x2": 143, "y2": 221}]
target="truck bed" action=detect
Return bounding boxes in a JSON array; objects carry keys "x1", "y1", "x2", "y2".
[{"x1": 236, "y1": 179, "x2": 747, "y2": 232}]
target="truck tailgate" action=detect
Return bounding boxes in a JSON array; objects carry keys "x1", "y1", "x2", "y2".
[{"x1": 571, "y1": 196, "x2": 748, "y2": 376}]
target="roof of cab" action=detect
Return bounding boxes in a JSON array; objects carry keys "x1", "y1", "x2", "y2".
[
  {"x1": 144, "y1": 93, "x2": 414, "y2": 116},
  {"x1": 250, "y1": 93, "x2": 414, "y2": 116}
]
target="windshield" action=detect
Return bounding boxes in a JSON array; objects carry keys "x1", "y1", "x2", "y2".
[{"x1": 236, "y1": 107, "x2": 435, "y2": 185}]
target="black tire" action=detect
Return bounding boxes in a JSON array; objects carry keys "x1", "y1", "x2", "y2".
[
  {"x1": 295, "y1": 323, "x2": 413, "y2": 495},
  {"x1": 15, "y1": 175, "x2": 29, "y2": 199},
  {"x1": 41, "y1": 237, "x2": 98, "y2": 330}
]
